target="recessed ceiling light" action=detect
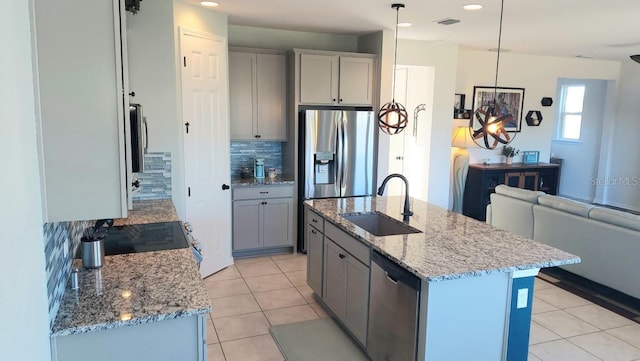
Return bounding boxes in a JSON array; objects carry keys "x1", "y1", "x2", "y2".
[
  {"x1": 200, "y1": 1, "x2": 219, "y2": 6},
  {"x1": 463, "y1": 4, "x2": 483, "y2": 10},
  {"x1": 397, "y1": 22, "x2": 412, "y2": 27}
]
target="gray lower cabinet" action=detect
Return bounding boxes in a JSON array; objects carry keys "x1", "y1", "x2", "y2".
[
  {"x1": 51, "y1": 315, "x2": 206, "y2": 361},
  {"x1": 322, "y1": 238, "x2": 370, "y2": 345},
  {"x1": 306, "y1": 223, "x2": 324, "y2": 296},
  {"x1": 232, "y1": 186, "x2": 294, "y2": 252}
]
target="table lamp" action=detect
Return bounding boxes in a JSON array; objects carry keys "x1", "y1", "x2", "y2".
[{"x1": 452, "y1": 126, "x2": 476, "y2": 213}]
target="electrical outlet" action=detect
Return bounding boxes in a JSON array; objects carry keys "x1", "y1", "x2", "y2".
[
  {"x1": 63, "y1": 238, "x2": 69, "y2": 258},
  {"x1": 517, "y1": 288, "x2": 529, "y2": 309}
]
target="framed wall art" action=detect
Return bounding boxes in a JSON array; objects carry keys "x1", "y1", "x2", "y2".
[
  {"x1": 454, "y1": 93, "x2": 466, "y2": 118},
  {"x1": 522, "y1": 151, "x2": 540, "y2": 164},
  {"x1": 472, "y1": 86, "x2": 525, "y2": 132}
]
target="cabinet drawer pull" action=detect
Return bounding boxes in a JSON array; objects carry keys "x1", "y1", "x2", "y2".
[
  {"x1": 259, "y1": 191, "x2": 269, "y2": 194},
  {"x1": 312, "y1": 219, "x2": 318, "y2": 223},
  {"x1": 311, "y1": 229, "x2": 317, "y2": 235},
  {"x1": 338, "y1": 253, "x2": 346, "y2": 259}
]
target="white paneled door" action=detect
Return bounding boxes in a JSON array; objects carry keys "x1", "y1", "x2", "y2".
[{"x1": 180, "y1": 29, "x2": 233, "y2": 278}]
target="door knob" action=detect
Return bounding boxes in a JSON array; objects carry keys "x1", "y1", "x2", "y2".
[{"x1": 221, "y1": 184, "x2": 230, "y2": 190}]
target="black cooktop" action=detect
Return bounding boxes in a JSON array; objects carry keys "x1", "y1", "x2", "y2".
[{"x1": 103, "y1": 221, "x2": 189, "y2": 256}]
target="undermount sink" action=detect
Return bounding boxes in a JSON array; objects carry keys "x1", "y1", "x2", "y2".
[{"x1": 340, "y1": 211, "x2": 422, "y2": 237}]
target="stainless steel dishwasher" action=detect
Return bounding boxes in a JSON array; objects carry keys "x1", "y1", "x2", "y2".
[{"x1": 367, "y1": 251, "x2": 421, "y2": 361}]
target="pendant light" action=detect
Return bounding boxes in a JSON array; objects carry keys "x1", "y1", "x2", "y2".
[
  {"x1": 468, "y1": 0, "x2": 516, "y2": 149},
  {"x1": 378, "y1": 3, "x2": 409, "y2": 135}
]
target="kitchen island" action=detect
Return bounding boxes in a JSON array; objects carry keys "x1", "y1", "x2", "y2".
[
  {"x1": 304, "y1": 196, "x2": 579, "y2": 361},
  {"x1": 50, "y1": 200, "x2": 211, "y2": 361}
]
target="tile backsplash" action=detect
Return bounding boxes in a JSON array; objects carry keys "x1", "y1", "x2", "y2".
[
  {"x1": 44, "y1": 220, "x2": 91, "y2": 327},
  {"x1": 132, "y1": 152, "x2": 172, "y2": 201},
  {"x1": 230, "y1": 141, "x2": 283, "y2": 177}
]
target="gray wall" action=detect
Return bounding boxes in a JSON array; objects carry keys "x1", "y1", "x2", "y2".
[
  {"x1": 126, "y1": 0, "x2": 182, "y2": 213},
  {"x1": 605, "y1": 59, "x2": 640, "y2": 211},
  {"x1": 0, "y1": 0, "x2": 52, "y2": 359},
  {"x1": 551, "y1": 78, "x2": 609, "y2": 201}
]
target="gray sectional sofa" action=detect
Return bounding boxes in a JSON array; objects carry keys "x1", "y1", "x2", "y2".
[{"x1": 486, "y1": 185, "x2": 640, "y2": 300}]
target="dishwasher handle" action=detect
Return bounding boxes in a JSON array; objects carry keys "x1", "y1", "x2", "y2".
[
  {"x1": 372, "y1": 251, "x2": 421, "y2": 291},
  {"x1": 385, "y1": 271, "x2": 399, "y2": 284}
]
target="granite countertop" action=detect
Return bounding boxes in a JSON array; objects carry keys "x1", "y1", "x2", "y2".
[
  {"x1": 51, "y1": 249, "x2": 211, "y2": 337},
  {"x1": 231, "y1": 176, "x2": 295, "y2": 187},
  {"x1": 113, "y1": 199, "x2": 178, "y2": 226},
  {"x1": 305, "y1": 196, "x2": 580, "y2": 282}
]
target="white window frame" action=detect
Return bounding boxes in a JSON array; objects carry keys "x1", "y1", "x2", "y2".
[{"x1": 556, "y1": 83, "x2": 585, "y2": 142}]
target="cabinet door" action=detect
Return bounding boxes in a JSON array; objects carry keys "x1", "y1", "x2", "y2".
[
  {"x1": 344, "y1": 256, "x2": 370, "y2": 345},
  {"x1": 323, "y1": 239, "x2": 346, "y2": 318},
  {"x1": 338, "y1": 57, "x2": 374, "y2": 106},
  {"x1": 229, "y1": 52, "x2": 257, "y2": 140},
  {"x1": 523, "y1": 172, "x2": 539, "y2": 191},
  {"x1": 256, "y1": 54, "x2": 287, "y2": 140},
  {"x1": 537, "y1": 168, "x2": 558, "y2": 194},
  {"x1": 505, "y1": 172, "x2": 522, "y2": 188},
  {"x1": 262, "y1": 198, "x2": 293, "y2": 247},
  {"x1": 232, "y1": 200, "x2": 261, "y2": 250},
  {"x1": 299, "y1": 54, "x2": 339, "y2": 104},
  {"x1": 306, "y1": 224, "x2": 324, "y2": 297},
  {"x1": 34, "y1": 0, "x2": 127, "y2": 221}
]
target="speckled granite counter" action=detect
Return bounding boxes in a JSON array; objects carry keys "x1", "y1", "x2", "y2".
[
  {"x1": 51, "y1": 249, "x2": 210, "y2": 337},
  {"x1": 305, "y1": 196, "x2": 579, "y2": 282},
  {"x1": 231, "y1": 176, "x2": 295, "y2": 187},
  {"x1": 113, "y1": 199, "x2": 178, "y2": 226}
]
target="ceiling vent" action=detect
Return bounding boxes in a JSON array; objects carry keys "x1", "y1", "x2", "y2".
[{"x1": 435, "y1": 18, "x2": 461, "y2": 25}]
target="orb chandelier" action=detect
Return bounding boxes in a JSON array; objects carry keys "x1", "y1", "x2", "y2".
[
  {"x1": 469, "y1": 0, "x2": 517, "y2": 149},
  {"x1": 378, "y1": 3, "x2": 409, "y2": 135}
]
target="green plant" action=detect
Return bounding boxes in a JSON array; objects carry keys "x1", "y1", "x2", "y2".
[{"x1": 501, "y1": 145, "x2": 519, "y2": 158}]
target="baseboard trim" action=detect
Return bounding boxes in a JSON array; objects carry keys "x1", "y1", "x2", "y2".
[{"x1": 539, "y1": 267, "x2": 640, "y2": 323}]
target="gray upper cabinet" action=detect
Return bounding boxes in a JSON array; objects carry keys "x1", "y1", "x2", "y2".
[
  {"x1": 299, "y1": 53, "x2": 374, "y2": 106},
  {"x1": 34, "y1": 0, "x2": 129, "y2": 222},
  {"x1": 229, "y1": 50, "x2": 287, "y2": 141}
]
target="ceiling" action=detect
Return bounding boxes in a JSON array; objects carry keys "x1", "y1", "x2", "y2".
[{"x1": 184, "y1": 0, "x2": 640, "y2": 62}]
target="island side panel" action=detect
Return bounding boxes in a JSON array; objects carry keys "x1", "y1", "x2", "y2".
[
  {"x1": 506, "y1": 275, "x2": 536, "y2": 361},
  {"x1": 51, "y1": 315, "x2": 203, "y2": 361},
  {"x1": 417, "y1": 272, "x2": 510, "y2": 361}
]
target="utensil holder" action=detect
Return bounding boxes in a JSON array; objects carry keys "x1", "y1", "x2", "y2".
[{"x1": 81, "y1": 238, "x2": 105, "y2": 269}]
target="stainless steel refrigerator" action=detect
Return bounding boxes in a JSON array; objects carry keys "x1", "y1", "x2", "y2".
[{"x1": 298, "y1": 107, "x2": 377, "y2": 251}]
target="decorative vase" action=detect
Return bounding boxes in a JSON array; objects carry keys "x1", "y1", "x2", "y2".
[{"x1": 506, "y1": 157, "x2": 513, "y2": 165}]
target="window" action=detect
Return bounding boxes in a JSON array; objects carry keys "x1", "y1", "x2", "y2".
[{"x1": 557, "y1": 84, "x2": 585, "y2": 141}]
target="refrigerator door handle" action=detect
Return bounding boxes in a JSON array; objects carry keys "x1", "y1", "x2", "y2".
[
  {"x1": 340, "y1": 113, "x2": 348, "y2": 195},
  {"x1": 336, "y1": 112, "x2": 343, "y2": 195}
]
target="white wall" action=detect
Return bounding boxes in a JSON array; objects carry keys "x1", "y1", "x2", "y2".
[
  {"x1": 456, "y1": 50, "x2": 621, "y2": 165},
  {"x1": 397, "y1": 40, "x2": 459, "y2": 209},
  {"x1": 0, "y1": 1, "x2": 51, "y2": 360},
  {"x1": 604, "y1": 59, "x2": 640, "y2": 211},
  {"x1": 357, "y1": 30, "x2": 394, "y2": 189},
  {"x1": 229, "y1": 25, "x2": 358, "y2": 52}
]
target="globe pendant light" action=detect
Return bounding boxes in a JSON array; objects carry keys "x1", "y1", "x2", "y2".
[
  {"x1": 469, "y1": 0, "x2": 516, "y2": 149},
  {"x1": 378, "y1": 3, "x2": 409, "y2": 135}
]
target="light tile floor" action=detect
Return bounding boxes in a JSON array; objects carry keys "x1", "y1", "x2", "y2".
[{"x1": 202, "y1": 254, "x2": 640, "y2": 361}]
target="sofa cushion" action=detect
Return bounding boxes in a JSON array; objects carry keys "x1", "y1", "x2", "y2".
[
  {"x1": 589, "y1": 207, "x2": 640, "y2": 232},
  {"x1": 537, "y1": 195, "x2": 594, "y2": 217},
  {"x1": 495, "y1": 185, "x2": 545, "y2": 203},
  {"x1": 489, "y1": 193, "x2": 535, "y2": 239}
]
